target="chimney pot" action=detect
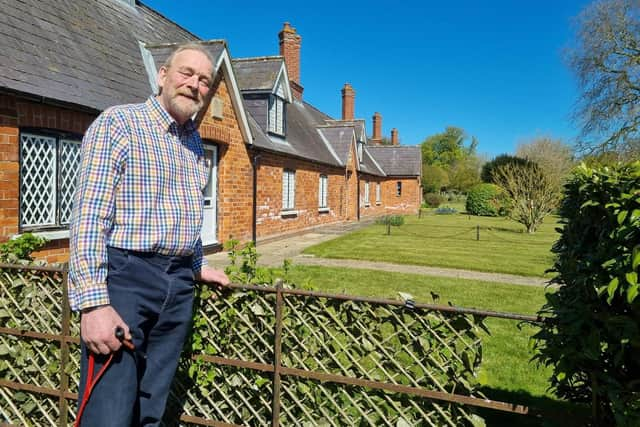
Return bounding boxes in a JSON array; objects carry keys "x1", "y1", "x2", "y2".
[
  {"x1": 279, "y1": 22, "x2": 303, "y2": 100},
  {"x1": 341, "y1": 83, "x2": 355, "y2": 120},
  {"x1": 372, "y1": 112, "x2": 382, "y2": 142},
  {"x1": 391, "y1": 128, "x2": 398, "y2": 145}
]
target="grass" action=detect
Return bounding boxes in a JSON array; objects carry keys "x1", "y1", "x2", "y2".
[
  {"x1": 277, "y1": 264, "x2": 589, "y2": 426},
  {"x1": 302, "y1": 211, "x2": 559, "y2": 277}
]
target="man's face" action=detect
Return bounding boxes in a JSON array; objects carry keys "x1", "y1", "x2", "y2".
[{"x1": 156, "y1": 49, "x2": 214, "y2": 125}]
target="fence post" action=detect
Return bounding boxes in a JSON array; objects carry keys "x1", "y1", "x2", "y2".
[
  {"x1": 59, "y1": 267, "x2": 71, "y2": 427},
  {"x1": 271, "y1": 279, "x2": 284, "y2": 427},
  {"x1": 476, "y1": 225, "x2": 480, "y2": 241}
]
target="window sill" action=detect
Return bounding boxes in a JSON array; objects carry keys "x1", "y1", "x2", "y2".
[
  {"x1": 280, "y1": 210, "x2": 298, "y2": 217},
  {"x1": 364, "y1": 203, "x2": 370, "y2": 207},
  {"x1": 16, "y1": 229, "x2": 70, "y2": 241},
  {"x1": 376, "y1": 202, "x2": 381, "y2": 206},
  {"x1": 318, "y1": 207, "x2": 330, "y2": 213}
]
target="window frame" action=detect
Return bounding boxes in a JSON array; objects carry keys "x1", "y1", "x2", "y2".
[
  {"x1": 376, "y1": 182, "x2": 381, "y2": 205},
  {"x1": 318, "y1": 174, "x2": 328, "y2": 210},
  {"x1": 282, "y1": 169, "x2": 296, "y2": 211},
  {"x1": 268, "y1": 94, "x2": 286, "y2": 136},
  {"x1": 19, "y1": 129, "x2": 83, "y2": 232},
  {"x1": 364, "y1": 181, "x2": 370, "y2": 206}
]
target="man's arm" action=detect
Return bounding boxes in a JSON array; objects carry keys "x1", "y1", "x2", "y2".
[{"x1": 69, "y1": 111, "x2": 130, "y2": 353}]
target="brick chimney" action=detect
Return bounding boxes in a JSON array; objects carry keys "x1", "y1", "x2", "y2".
[
  {"x1": 341, "y1": 83, "x2": 355, "y2": 120},
  {"x1": 371, "y1": 112, "x2": 382, "y2": 143},
  {"x1": 391, "y1": 128, "x2": 398, "y2": 145},
  {"x1": 279, "y1": 22, "x2": 303, "y2": 100}
]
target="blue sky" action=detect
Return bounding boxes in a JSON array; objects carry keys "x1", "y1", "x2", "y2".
[{"x1": 145, "y1": 0, "x2": 592, "y2": 158}]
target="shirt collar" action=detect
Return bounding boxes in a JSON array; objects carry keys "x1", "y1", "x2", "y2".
[{"x1": 146, "y1": 96, "x2": 197, "y2": 134}]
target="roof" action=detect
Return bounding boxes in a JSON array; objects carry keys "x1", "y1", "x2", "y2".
[
  {"x1": 233, "y1": 57, "x2": 284, "y2": 92},
  {"x1": 360, "y1": 147, "x2": 386, "y2": 176},
  {"x1": 317, "y1": 126, "x2": 355, "y2": 164},
  {"x1": 366, "y1": 146, "x2": 422, "y2": 176},
  {"x1": 0, "y1": 0, "x2": 196, "y2": 111}
]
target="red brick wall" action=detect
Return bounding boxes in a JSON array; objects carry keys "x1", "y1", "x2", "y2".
[
  {"x1": 0, "y1": 94, "x2": 96, "y2": 263},
  {"x1": 255, "y1": 151, "x2": 345, "y2": 238},
  {"x1": 381, "y1": 176, "x2": 421, "y2": 214},
  {"x1": 201, "y1": 78, "x2": 254, "y2": 245},
  {"x1": 358, "y1": 175, "x2": 386, "y2": 218}
]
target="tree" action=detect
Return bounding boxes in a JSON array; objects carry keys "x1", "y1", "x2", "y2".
[
  {"x1": 448, "y1": 156, "x2": 481, "y2": 193},
  {"x1": 568, "y1": 0, "x2": 640, "y2": 156},
  {"x1": 492, "y1": 163, "x2": 560, "y2": 233},
  {"x1": 421, "y1": 127, "x2": 476, "y2": 167},
  {"x1": 516, "y1": 137, "x2": 575, "y2": 188},
  {"x1": 481, "y1": 154, "x2": 530, "y2": 183},
  {"x1": 421, "y1": 164, "x2": 449, "y2": 193}
]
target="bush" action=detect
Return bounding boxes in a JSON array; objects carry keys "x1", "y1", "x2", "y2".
[
  {"x1": 533, "y1": 161, "x2": 640, "y2": 426},
  {"x1": 481, "y1": 154, "x2": 530, "y2": 183},
  {"x1": 465, "y1": 183, "x2": 506, "y2": 216},
  {"x1": 376, "y1": 215, "x2": 405, "y2": 235},
  {"x1": 0, "y1": 233, "x2": 48, "y2": 262},
  {"x1": 435, "y1": 206, "x2": 458, "y2": 215},
  {"x1": 424, "y1": 192, "x2": 444, "y2": 208}
]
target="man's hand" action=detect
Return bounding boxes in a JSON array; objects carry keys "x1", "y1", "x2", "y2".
[
  {"x1": 80, "y1": 305, "x2": 131, "y2": 355},
  {"x1": 195, "y1": 266, "x2": 230, "y2": 298},
  {"x1": 195, "y1": 265, "x2": 230, "y2": 286}
]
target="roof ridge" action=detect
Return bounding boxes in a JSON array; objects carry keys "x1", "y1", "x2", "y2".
[{"x1": 233, "y1": 55, "x2": 284, "y2": 63}]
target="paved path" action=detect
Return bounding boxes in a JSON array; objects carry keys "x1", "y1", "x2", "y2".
[{"x1": 205, "y1": 219, "x2": 549, "y2": 287}]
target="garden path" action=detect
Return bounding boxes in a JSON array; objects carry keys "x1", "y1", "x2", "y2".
[{"x1": 205, "y1": 219, "x2": 548, "y2": 287}]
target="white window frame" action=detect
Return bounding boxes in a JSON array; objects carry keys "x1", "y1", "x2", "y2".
[
  {"x1": 376, "y1": 182, "x2": 381, "y2": 205},
  {"x1": 268, "y1": 95, "x2": 285, "y2": 136},
  {"x1": 364, "y1": 181, "x2": 370, "y2": 206},
  {"x1": 19, "y1": 131, "x2": 81, "y2": 230},
  {"x1": 318, "y1": 174, "x2": 328, "y2": 211},
  {"x1": 282, "y1": 169, "x2": 296, "y2": 211}
]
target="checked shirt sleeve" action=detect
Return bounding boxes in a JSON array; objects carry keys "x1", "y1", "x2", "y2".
[
  {"x1": 191, "y1": 237, "x2": 208, "y2": 274},
  {"x1": 68, "y1": 111, "x2": 128, "y2": 311}
]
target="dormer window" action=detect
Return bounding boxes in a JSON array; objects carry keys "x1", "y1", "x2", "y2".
[{"x1": 268, "y1": 95, "x2": 285, "y2": 136}]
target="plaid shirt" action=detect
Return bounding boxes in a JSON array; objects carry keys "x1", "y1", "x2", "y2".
[{"x1": 69, "y1": 97, "x2": 209, "y2": 311}]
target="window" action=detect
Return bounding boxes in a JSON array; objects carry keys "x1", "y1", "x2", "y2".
[
  {"x1": 20, "y1": 132, "x2": 81, "y2": 229},
  {"x1": 282, "y1": 169, "x2": 295, "y2": 210},
  {"x1": 318, "y1": 174, "x2": 328, "y2": 209},
  {"x1": 376, "y1": 183, "x2": 381, "y2": 204},
  {"x1": 364, "y1": 181, "x2": 370, "y2": 206},
  {"x1": 357, "y1": 141, "x2": 364, "y2": 163},
  {"x1": 268, "y1": 95, "x2": 285, "y2": 136},
  {"x1": 396, "y1": 181, "x2": 402, "y2": 196}
]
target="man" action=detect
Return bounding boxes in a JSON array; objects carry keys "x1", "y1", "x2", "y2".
[{"x1": 69, "y1": 43, "x2": 230, "y2": 426}]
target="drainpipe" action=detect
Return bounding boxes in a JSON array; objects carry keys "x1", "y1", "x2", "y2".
[{"x1": 252, "y1": 149, "x2": 261, "y2": 244}]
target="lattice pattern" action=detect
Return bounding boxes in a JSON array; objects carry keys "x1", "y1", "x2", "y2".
[
  {"x1": 59, "y1": 140, "x2": 81, "y2": 224},
  {"x1": 20, "y1": 133, "x2": 57, "y2": 227},
  {"x1": 0, "y1": 387, "x2": 60, "y2": 427}
]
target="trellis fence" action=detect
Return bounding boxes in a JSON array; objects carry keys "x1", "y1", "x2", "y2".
[{"x1": 1, "y1": 262, "x2": 544, "y2": 426}]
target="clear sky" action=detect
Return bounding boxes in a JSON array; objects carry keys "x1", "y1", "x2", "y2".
[{"x1": 144, "y1": 0, "x2": 592, "y2": 158}]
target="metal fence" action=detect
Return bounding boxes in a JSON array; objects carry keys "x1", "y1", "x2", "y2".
[{"x1": 1, "y1": 262, "x2": 545, "y2": 426}]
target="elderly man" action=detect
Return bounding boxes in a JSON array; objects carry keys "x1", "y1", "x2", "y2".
[{"x1": 69, "y1": 43, "x2": 229, "y2": 426}]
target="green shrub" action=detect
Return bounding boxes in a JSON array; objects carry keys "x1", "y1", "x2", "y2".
[
  {"x1": 533, "y1": 161, "x2": 640, "y2": 426},
  {"x1": 465, "y1": 183, "x2": 506, "y2": 216},
  {"x1": 376, "y1": 215, "x2": 405, "y2": 235},
  {"x1": 424, "y1": 192, "x2": 444, "y2": 208},
  {"x1": 0, "y1": 233, "x2": 48, "y2": 262}
]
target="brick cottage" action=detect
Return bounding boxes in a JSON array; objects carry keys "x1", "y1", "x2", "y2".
[{"x1": 0, "y1": 0, "x2": 421, "y2": 263}]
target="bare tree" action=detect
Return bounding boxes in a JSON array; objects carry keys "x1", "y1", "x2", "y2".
[
  {"x1": 568, "y1": 0, "x2": 640, "y2": 156},
  {"x1": 516, "y1": 136, "x2": 575, "y2": 187},
  {"x1": 493, "y1": 163, "x2": 560, "y2": 233}
]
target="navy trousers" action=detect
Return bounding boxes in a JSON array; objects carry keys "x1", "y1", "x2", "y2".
[{"x1": 77, "y1": 247, "x2": 194, "y2": 426}]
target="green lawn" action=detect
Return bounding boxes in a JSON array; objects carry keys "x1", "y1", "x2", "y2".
[
  {"x1": 302, "y1": 212, "x2": 559, "y2": 277},
  {"x1": 278, "y1": 265, "x2": 588, "y2": 426}
]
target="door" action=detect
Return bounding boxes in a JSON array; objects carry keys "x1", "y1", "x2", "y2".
[{"x1": 201, "y1": 144, "x2": 218, "y2": 246}]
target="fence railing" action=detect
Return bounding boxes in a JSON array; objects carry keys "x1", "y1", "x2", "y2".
[{"x1": 1, "y1": 262, "x2": 547, "y2": 426}]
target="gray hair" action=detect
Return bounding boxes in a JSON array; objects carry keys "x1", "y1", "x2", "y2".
[{"x1": 162, "y1": 42, "x2": 215, "y2": 74}]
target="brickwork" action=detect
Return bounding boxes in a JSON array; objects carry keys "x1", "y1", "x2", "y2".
[
  {"x1": 255, "y1": 151, "x2": 345, "y2": 237},
  {"x1": 205, "y1": 78, "x2": 254, "y2": 245}
]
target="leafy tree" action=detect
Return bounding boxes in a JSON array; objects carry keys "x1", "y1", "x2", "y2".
[
  {"x1": 448, "y1": 156, "x2": 481, "y2": 193},
  {"x1": 480, "y1": 154, "x2": 530, "y2": 183},
  {"x1": 492, "y1": 162, "x2": 560, "y2": 233},
  {"x1": 516, "y1": 137, "x2": 576, "y2": 188},
  {"x1": 421, "y1": 164, "x2": 449, "y2": 193},
  {"x1": 568, "y1": 0, "x2": 640, "y2": 156},
  {"x1": 421, "y1": 127, "x2": 476, "y2": 167}
]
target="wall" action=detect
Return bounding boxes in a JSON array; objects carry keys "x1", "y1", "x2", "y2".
[{"x1": 255, "y1": 151, "x2": 345, "y2": 238}]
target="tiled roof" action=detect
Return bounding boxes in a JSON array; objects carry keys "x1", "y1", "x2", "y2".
[
  {"x1": 366, "y1": 145, "x2": 422, "y2": 176},
  {"x1": 0, "y1": 0, "x2": 196, "y2": 111},
  {"x1": 232, "y1": 57, "x2": 283, "y2": 92}
]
